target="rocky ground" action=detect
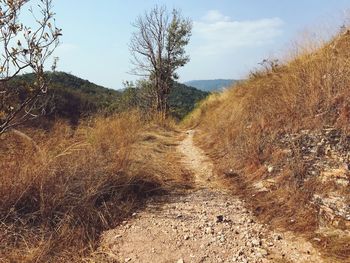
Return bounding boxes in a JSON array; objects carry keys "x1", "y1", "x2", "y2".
[
  {"x1": 95, "y1": 130, "x2": 325, "y2": 263},
  {"x1": 278, "y1": 128, "x2": 350, "y2": 229}
]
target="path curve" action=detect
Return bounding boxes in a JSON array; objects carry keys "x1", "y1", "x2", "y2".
[{"x1": 96, "y1": 130, "x2": 324, "y2": 263}]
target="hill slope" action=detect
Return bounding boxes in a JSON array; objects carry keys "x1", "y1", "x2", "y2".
[
  {"x1": 184, "y1": 79, "x2": 240, "y2": 92},
  {"x1": 10, "y1": 72, "x2": 122, "y2": 124},
  {"x1": 10, "y1": 72, "x2": 208, "y2": 123},
  {"x1": 169, "y1": 83, "x2": 209, "y2": 119},
  {"x1": 187, "y1": 30, "x2": 350, "y2": 262}
]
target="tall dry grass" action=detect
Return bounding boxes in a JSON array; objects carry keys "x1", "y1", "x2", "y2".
[
  {"x1": 0, "y1": 111, "x2": 183, "y2": 262},
  {"x1": 188, "y1": 30, "x2": 350, "y2": 261},
  {"x1": 191, "y1": 30, "x2": 350, "y2": 166}
]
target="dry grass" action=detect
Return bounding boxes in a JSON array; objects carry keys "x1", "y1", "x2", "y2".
[
  {"x1": 188, "y1": 30, "x2": 350, "y2": 261},
  {"x1": 0, "y1": 111, "x2": 186, "y2": 262}
]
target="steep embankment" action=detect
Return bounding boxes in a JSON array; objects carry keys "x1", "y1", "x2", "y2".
[
  {"x1": 187, "y1": 30, "x2": 350, "y2": 262},
  {"x1": 96, "y1": 130, "x2": 323, "y2": 263}
]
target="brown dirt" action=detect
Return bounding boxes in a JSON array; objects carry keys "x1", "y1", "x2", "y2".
[{"x1": 94, "y1": 130, "x2": 325, "y2": 263}]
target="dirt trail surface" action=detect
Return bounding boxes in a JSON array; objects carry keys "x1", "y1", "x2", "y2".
[
  {"x1": 177, "y1": 130, "x2": 214, "y2": 186},
  {"x1": 97, "y1": 130, "x2": 324, "y2": 263}
]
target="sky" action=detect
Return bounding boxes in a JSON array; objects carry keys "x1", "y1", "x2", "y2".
[{"x1": 41, "y1": 0, "x2": 350, "y2": 89}]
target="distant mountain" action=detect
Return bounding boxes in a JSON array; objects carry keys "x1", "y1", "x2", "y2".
[{"x1": 184, "y1": 79, "x2": 240, "y2": 92}]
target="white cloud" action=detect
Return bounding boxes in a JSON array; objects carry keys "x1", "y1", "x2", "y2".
[
  {"x1": 56, "y1": 43, "x2": 78, "y2": 53},
  {"x1": 191, "y1": 10, "x2": 284, "y2": 56},
  {"x1": 203, "y1": 10, "x2": 231, "y2": 22}
]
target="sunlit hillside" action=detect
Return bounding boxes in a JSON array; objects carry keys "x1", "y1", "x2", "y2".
[
  {"x1": 187, "y1": 29, "x2": 350, "y2": 261},
  {"x1": 2, "y1": 1, "x2": 350, "y2": 262}
]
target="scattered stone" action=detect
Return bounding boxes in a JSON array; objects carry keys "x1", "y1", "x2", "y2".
[
  {"x1": 251, "y1": 238, "x2": 261, "y2": 247},
  {"x1": 205, "y1": 227, "x2": 214, "y2": 234},
  {"x1": 216, "y1": 215, "x2": 224, "y2": 223},
  {"x1": 267, "y1": 165, "x2": 274, "y2": 173},
  {"x1": 219, "y1": 236, "x2": 225, "y2": 243},
  {"x1": 274, "y1": 234, "x2": 283, "y2": 241},
  {"x1": 97, "y1": 132, "x2": 325, "y2": 263},
  {"x1": 224, "y1": 169, "x2": 239, "y2": 177},
  {"x1": 255, "y1": 247, "x2": 269, "y2": 257},
  {"x1": 176, "y1": 214, "x2": 183, "y2": 219}
]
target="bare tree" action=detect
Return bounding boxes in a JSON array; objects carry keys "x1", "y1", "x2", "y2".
[
  {"x1": 0, "y1": 0, "x2": 61, "y2": 135},
  {"x1": 129, "y1": 5, "x2": 192, "y2": 118}
]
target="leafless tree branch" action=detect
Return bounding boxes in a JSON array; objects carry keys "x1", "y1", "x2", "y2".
[{"x1": 0, "y1": 0, "x2": 61, "y2": 135}]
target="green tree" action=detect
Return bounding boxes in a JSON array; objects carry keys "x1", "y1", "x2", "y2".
[{"x1": 129, "y1": 5, "x2": 192, "y2": 118}]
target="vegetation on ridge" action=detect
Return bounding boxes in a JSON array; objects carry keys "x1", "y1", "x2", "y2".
[
  {"x1": 187, "y1": 29, "x2": 350, "y2": 261},
  {"x1": 8, "y1": 72, "x2": 208, "y2": 126}
]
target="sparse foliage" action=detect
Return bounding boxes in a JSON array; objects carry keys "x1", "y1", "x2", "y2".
[
  {"x1": 0, "y1": 0, "x2": 61, "y2": 135},
  {"x1": 129, "y1": 5, "x2": 192, "y2": 118}
]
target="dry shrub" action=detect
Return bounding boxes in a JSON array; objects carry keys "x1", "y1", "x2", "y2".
[
  {"x1": 190, "y1": 30, "x2": 350, "y2": 261},
  {"x1": 0, "y1": 111, "x2": 180, "y2": 262}
]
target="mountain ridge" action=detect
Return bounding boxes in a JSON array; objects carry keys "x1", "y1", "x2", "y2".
[{"x1": 10, "y1": 71, "x2": 208, "y2": 122}]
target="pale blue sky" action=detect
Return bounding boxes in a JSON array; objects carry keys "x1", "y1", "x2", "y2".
[{"x1": 47, "y1": 0, "x2": 350, "y2": 89}]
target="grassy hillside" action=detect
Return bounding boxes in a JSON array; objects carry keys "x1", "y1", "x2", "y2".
[
  {"x1": 187, "y1": 30, "x2": 350, "y2": 261},
  {"x1": 10, "y1": 72, "x2": 122, "y2": 124},
  {"x1": 10, "y1": 72, "x2": 207, "y2": 124},
  {"x1": 184, "y1": 79, "x2": 240, "y2": 92},
  {"x1": 169, "y1": 83, "x2": 209, "y2": 119}
]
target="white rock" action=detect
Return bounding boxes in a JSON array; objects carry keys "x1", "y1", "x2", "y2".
[
  {"x1": 251, "y1": 238, "x2": 261, "y2": 247},
  {"x1": 205, "y1": 227, "x2": 214, "y2": 234},
  {"x1": 267, "y1": 165, "x2": 274, "y2": 173},
  {"x1": 274, "y1": 234, "x2": 283, "y2": 241},
  {"x1": 255, "y1": 248, "x2": 269, "y2": 257}
]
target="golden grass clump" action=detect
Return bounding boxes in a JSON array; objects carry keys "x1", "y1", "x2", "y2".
[{"x1": 0, "y1": 111, "x2": 184, "y2": 262}]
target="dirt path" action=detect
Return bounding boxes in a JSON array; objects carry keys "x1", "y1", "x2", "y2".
[
  {"x1": 97, "y1": 130, "x2": 325, "y2": 263},
  {"x1": 177, "y1": 130, "x2": 215, "y2": 187}
]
